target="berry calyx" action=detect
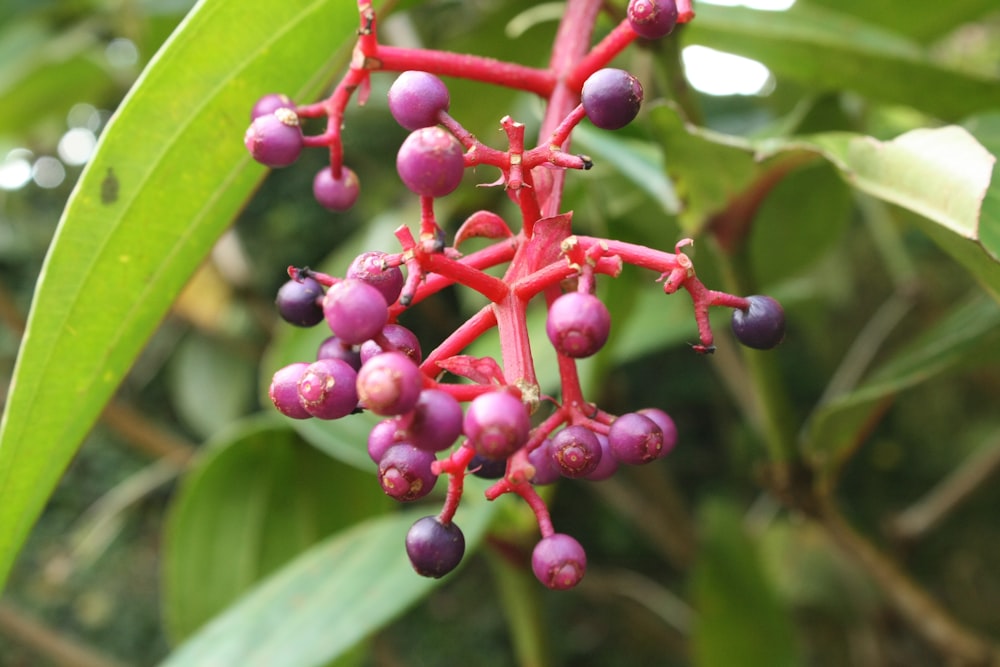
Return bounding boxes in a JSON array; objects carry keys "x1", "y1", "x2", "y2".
[
  {"x1": 546, "y1": 291, "x2": 611, "y2": 358},
  {"x1": 377, "y1": 444, "x2": 437, "y2": 501},
  {"x1": 356, "y1": 351, "x2": 423, "y2": 416},
  {"x1": 532, "y1": 533, "x2": 587, "y2": 590},
  {"x1": 244, "y1": 107, "x2": 303, "y2": 167},
  {"x1": 275, "y1": 276, "x2": 324, "y2": 327},
  {"x1": 296, "y1": 358, "x2": 359, "y2": 420},
  {"x1": 388, "y1": 71, "x2": 451, "y2": 130},
  {"x1": 581, "y1": 68, "x2": 644, "y2": 131},
  {"x1": 627, "y1": 0, "x2": 679, "y2": 40},
  {"x1": 731, "y1": 295, "x2": 785, "y2": 350},
  {"x1": 313, "y1": 166, "x2": 360, "y2": 211},
  {"x1": 551, "y1": 425, "x2": 602, "y2": 478},
  {"x1": 396, "y1": 126, "x2": 465, "y2": 197},
  {"x1": 405, "y1": 516, "x2": 465, "y2": 578}
]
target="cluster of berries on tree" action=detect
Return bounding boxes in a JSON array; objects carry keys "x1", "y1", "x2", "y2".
[{"x1": 251, "y1": 0, "x2": 785, "y2": 590}]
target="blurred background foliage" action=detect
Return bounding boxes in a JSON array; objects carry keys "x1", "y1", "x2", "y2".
[{"x1": 1, "y1": 0, "x2": 999, "y2": 666}]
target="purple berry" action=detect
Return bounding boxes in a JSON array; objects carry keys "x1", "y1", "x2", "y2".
[
  {"x1": 388, "y1": 71, "x2": 451, "y2": 131},
  {"x1": 581, "y1": 68, "x2": 644, "y2": 131},
  {"x1": 396, "y1": 126, "x2": 465, "y2": 197},
  {"x1": 360, "y1": 323, "x2": 422, "y2": 365},
  {"x1": 532, "y1": 533, "x2": 586, "y2": 590},
  {"x1": 546, "y1": 292, "x2": 611, "y2": 358},
  {"x1": 346, "y1": 251, "x2": 405, "y2": 306},
  {"x1": 405, "y1": 516, "x2": 465, "y2": 578},
  {"x1": 551, "y1": 425, "x2": 602, "y2": 478},
  {"x1": 627, "y1": 0, "x2": 679, "y2": 39},
  {"x1": 316, "y1": 335, "x2": 362, "y2": 371},
  {"x1": 356, "y1": 351, "x2": 424, "y2": 416},
  {"x1": 405, "y1": 389, "x2": 464, "y2": 452},
  {"x1": 244, "y1": 108, "x2": 303, "y2": 167},
  {"x1": 368, "y1": 418, "x2": 404, "y2": 463},
  {"x1": 313, "y1": 166, "x2": 360, "y2": 211},
  {"x1": 637, "y1": 407, "x2": 677, "y2": 455},
  {"x1": 322, "y1": 279, "x2": 389, "y2": 345},
  {"x1": 296, "y1": 358, "x2": 359, "y2": 420},
  {"x1": 377, "y1": 443, "x2": 437, "y2": 501},
  {"x1": 731, "y1": 295, "x2": 785, "y2": 350},
  {"x1": 463, "y1": 391, "x2": 531, "y2": 461},
  {"x1": 529, "y1": 439, "x2": 562, "y2": 485},
  {"x1": 250, "y1": 93, "x2": 294, "y2": 120},
  {"x1": 584, "y1": 433, "x2": 619, "y2": 482},
  {"x1": 608, "y1": 412, "x2": 666, "y2": 465},
  {"x1": 269, "y1": 362, "x2": 311, "y2": 419},
  {"x1": 275, "y1": 277, "x2": 324, "y2": 327}
]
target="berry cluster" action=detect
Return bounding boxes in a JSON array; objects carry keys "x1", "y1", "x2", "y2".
[{"x1": 256, "y1": 0, "x2": 785, "y2": 590}]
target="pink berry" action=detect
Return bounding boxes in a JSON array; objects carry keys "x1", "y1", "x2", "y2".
[
  {"x1": 244, "y1": 108, "x2": 303, "y2": 167},
  {"x1": 269, "y1": 362, "x2": 311, "y2": 419},
  {"x1": 546, "y1": 292, "x2": 611, "y2": 358},
  {"x1": 627, "y1": 0, "x2": 679, "y2": 40},
  {"x1": 388, "y1": 71, "x2": 450, "y2": 130},
  {"x1": 322, "y1": 279, "x2": 389, "y2": 345},
  {"x1": 463, "y1": 391, "x2": 531, "y2": 461},
  {"x1": 396, "y1": 126, "x2": 465, "y2": 197},
  {"x1": 313, "y1": 166, "x2": 360, "y2": 211},
  {"x1": 356, "y1": 351, "x2": 423, "y2": 416},
  {"x1": 532, "y1": 534, "x2": 586, "y2": 590}
]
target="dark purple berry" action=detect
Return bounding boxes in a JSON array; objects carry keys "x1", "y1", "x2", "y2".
[
  {"x1": 388, "y1": 71, "x2": 451, "y2": 131},
  {"x1": 313, "y1": 166, "x2": 360, "y2": 211},
  {"x1": 608, "y1": 412, "x2": 666, "y2": 465},
  {"x1": 463, "y1": 391, "x2": 531, "y2": 461},
  {"x1": 250, "y1": 93, "x2": 294, "y2": 120},
  {"x1": 346, "y1": 251, "x2": 405, "y2": 306},
  {"x1": 529, "y1": 439, "x2": 562, "y2": 485},
  {"x1": 322, "y1": 279, "x2": 389, "y2": 345},
  {"x1": 405, "y1": 516, "x2": 465, "y2": 578},
  {"x1": 405, "y1": 389, "x2": 464, "y2": 452},
  {"x1": 546, "y1": 292, "x2": 611, "y2": 358},
  {"x1": 276, "y1": 277, "x2": 324, "y2": 327},
  {"x1": 551, "y1": 425, "x2": 602, "y2": 478},
  {"x1": 356, "y1": 351, "x2": 423, "y2": 416},
  {"x1": 581, "y1": 68, "x2": 644, "y2": 131},
  {"x1": 731, "y1": 295, "x2": 785, "y2": 350},
  {"x1": 627, "y1": 0, "x2": 679, "y2": 39},
  {"x1": 468, "y1": 453, "x2": 507, "y2": 479},
  {"x1": 368, "y1": 418, "x2": 404, "y2": 463},
  {"x1": 296, "y1": 358, "x2": 358, "y2": 420},
  {"x1": 377, "y1": 444, "x2": 437, "y2": 501},
  {"x1": 584, "y1": 433, "x2": 619, "y2": 482},
  {"x1": 396, "y1": 126, "x2": 465, "y2": 197},
  {"x1": 244, "y1": 108, "x2": 303, "y2": 167},
  {"x1": 637, "y1": 407, "x2": 677, "y2": 455},
  {"x1": 532, "y1": 533, "x2": 586, "y2": 590},
  {"x1": 269, "y1": 362, "x2": 311, "y2": 419},
  {"x1": 316, "y1": 335, "x2": 362, "y2": 371},
  {"x1": 360, "y1": 323, "x2": 422, "y2": 365}
]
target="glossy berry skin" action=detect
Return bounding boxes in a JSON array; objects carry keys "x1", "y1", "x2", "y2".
[
  {"x1": 250, "y1": 93, "x2": 294, "y2": 120},
  {"x1": 608, "y1": 412, "x2": 665, "y2": 465},
  {"x1": 551, "y1": 425, "x2": 602, "y2": 478},
  {"x1": 627, "y1": 0, "x2": 679, "y2": 40},
  {"x1": 368, "y1": 418, "x2": 403, "y2": 463},
  {"x1": 731, "y1": 295, "x2": 785, "y2": 350},
  {"x1": 532, "y1": 533, "x2": 586, "y2": 590},
  {"x1": 316, "y1": 335, "x2": 362, "y2": 372},
  {"x1": 296, "y1": 358, "x2": 358, "y2": 420},
  {"x1": 396, "y1": 126, "x2": 465, "y2": 197},
  {"x1": 406, "y1": 516, "x2": 465, "y2": 578},
  {"x1": 584, "y1": 433, "x2": 619, "y2": 482},
  {"x1": 405, "y1": 389, "x2": 464, "y2": 452},
  {"x1": 275, "y1": 277, "x2": 324, "y2": 327},
  {"x1": 546, "y1": 292, "x2": 611, "y2": 358},
  {"x1": 269, "y1": 362, "x2": 311, "y2": 420},
  {"x1": 463, "y1": 391, "x2": 531, "y2": 461},
  {"x1": 360, "y1": 323, "x2": 422, "y2": 365},
  {"x1": 528, "y1": 439, "x2": 562, "y2": 485},
  {"x1": 378, "y1": 444, "x2": 437, "y2": 501},
  {"x1": 346, "y1": 251, "x2": 405, "y2": 306},
  {"x1": 322, "y1": 279, "x2": 389, "y2": 345},
  {"x1": 356, "y1": 351, "x2": 423, "y2": 416},
  {"x1": 581, "y1": 68, "x2": 644, "y2": 131},
  {"x1": 244, "y1": 108, "x2": 303, "y2": 167},
  {"x1": 313, "y1": 166, "x2": 360, "y2": 211},
  {"x1": 388, "y1": 71, "x2": 450, "y2": 130},
  {"x1": 637, "y1": 407, "x2": 677, "y2": 455}
]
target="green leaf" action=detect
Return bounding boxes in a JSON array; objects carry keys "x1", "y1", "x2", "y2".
[
  {"x1": 691, "y1": 499, "x2": 799, "y2": 667},
  {"x1": 802, "y1": 294, "x2": 1000, "y2": 479},
  {"x1": 796, "y1": 0, "x2": 999, "y2": 41},
  {"x1": 159, "y1": 500, "x2": 499, "y2": 667},
  {"x1": 0, "y1": 0, "x2": 357, "y2": 591},
  {"x1": 686, "y1": 5, "x2": 1000, "y2": 121},
  {"x1": 162, "y1": 417, "x2": 392, "y2": 641}
]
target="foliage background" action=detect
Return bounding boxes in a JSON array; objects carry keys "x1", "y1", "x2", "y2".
[{"x1": 1, "y1": 0, "x2": 999, "y2": 665}]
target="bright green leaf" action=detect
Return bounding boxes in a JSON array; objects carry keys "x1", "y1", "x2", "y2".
[
  {"x1": 0, "y1": 0, "x2": 358, "y2": 591},
  {"x1": 162, "y1": 417, "x2": 392, "y2": 642},
  {"x1": 159, "y1": 501, "x2": 499, "y2": 667}
]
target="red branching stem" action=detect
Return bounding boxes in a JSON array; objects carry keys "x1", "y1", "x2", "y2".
[
  {"x1": 422, "y1": 253, "x2": 508, "y2": 303},
  {"x1": 566, "y1": 19, "x2": 638, "y2": 91},
  {"x1": 574, "y1": 235, "x2": 686, "y2": 274},
  {"x1": 494, "y1": 291, "x2": 540, "y2": 407},
  {"x1": 485, "y1": 477, "x2": 556, "y2": 538},
  {"x1": 514, "y1": 260, "x2": 578, "y2": 301},
  {"x1": 420, "y1": 305, "x2": 498, "y2": 376},
  {"x1": 542, "y1": 104, "x2": 588, "y2": 152},
  {"x1": 435, "y1": 444, "x2": 477, "y2": 524},
  {"x1": 677, "y1": 0, "x2": 695, "y2": 23},
  {"x1": 514, "y1": 170, "x2": 543, "y2": 237}
]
